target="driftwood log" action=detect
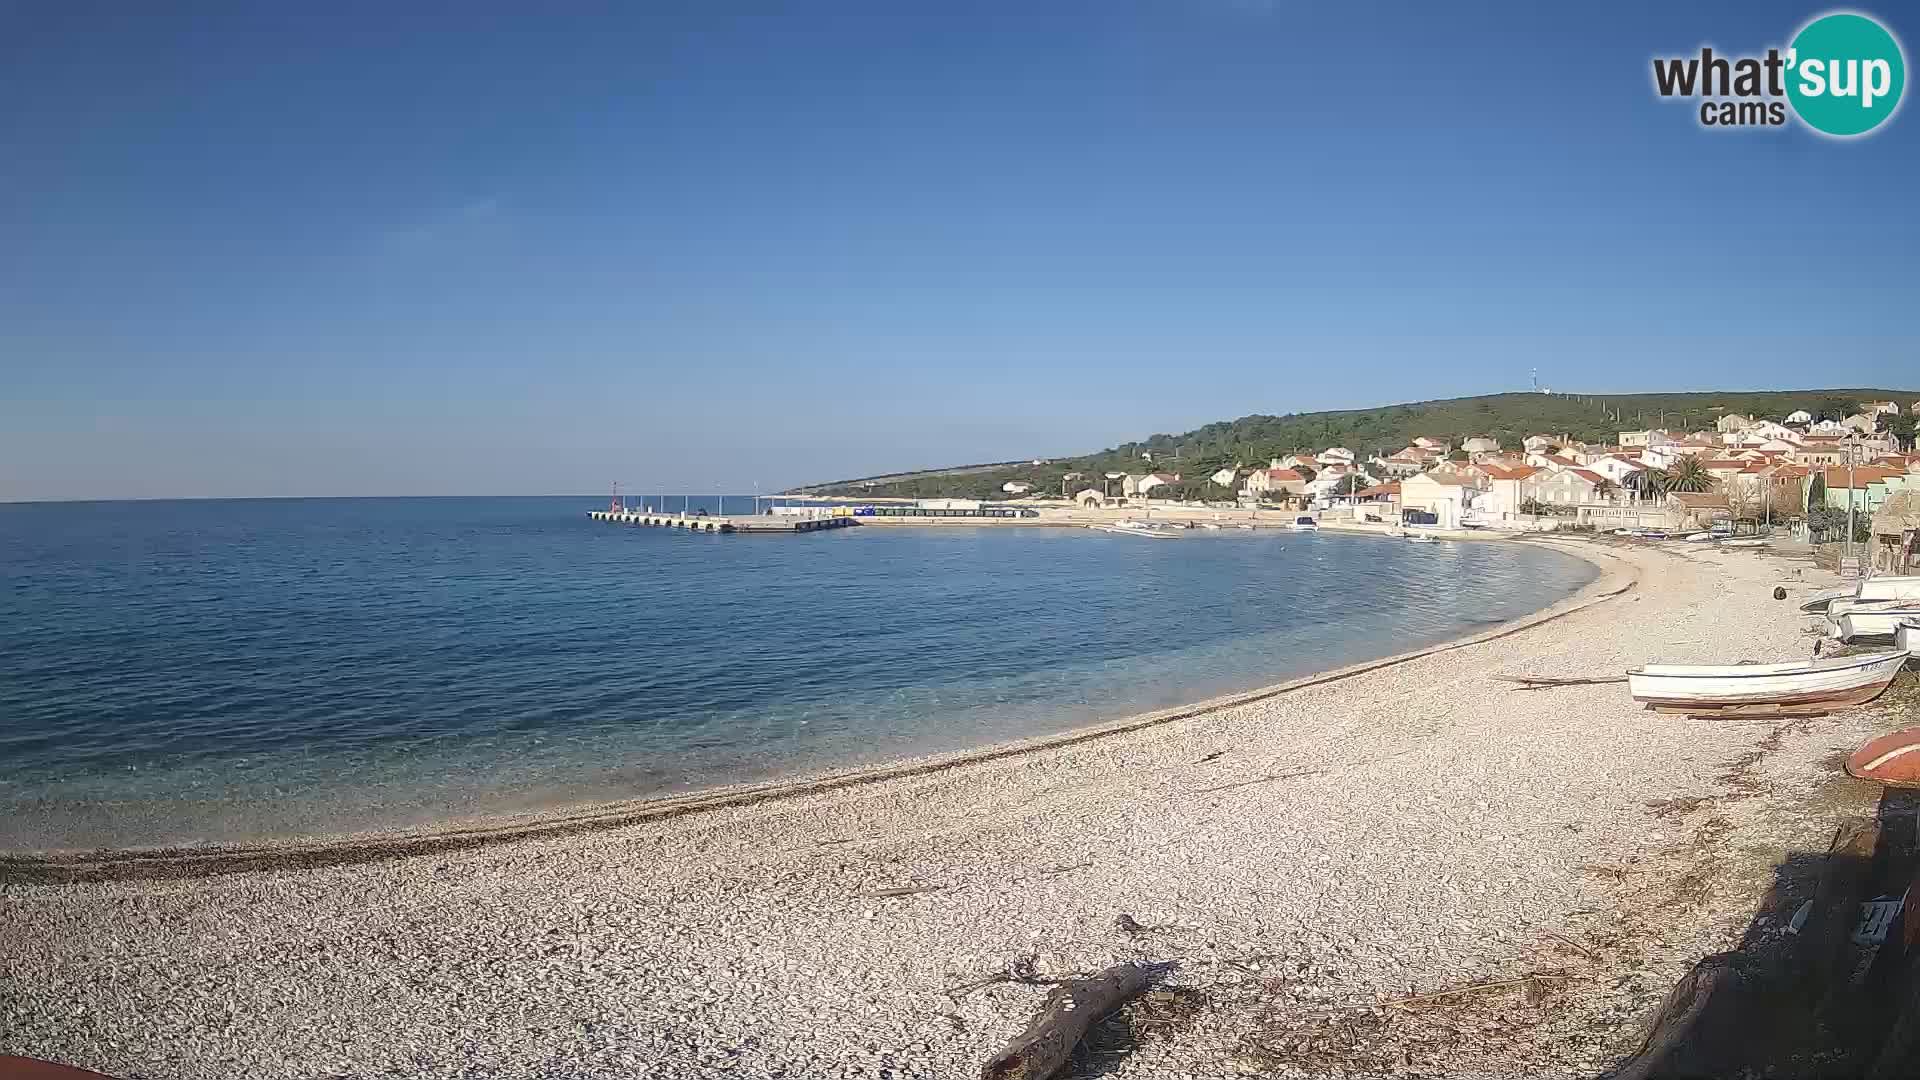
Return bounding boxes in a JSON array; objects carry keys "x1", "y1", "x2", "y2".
[
  {"x1": 980, "y1": 962, "x2": 1157, "y2": 1080},
  {"x1": 1609, "y1": 953, "x2": 1769, "y2": 1080}
]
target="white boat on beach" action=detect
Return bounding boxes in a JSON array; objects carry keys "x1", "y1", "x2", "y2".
[
  {"x1": 1899, "y1": 620, "x2": 1920, "y2": 654},
  {"x1": 1682, "y1": 531, "x2": 1714, "y2": 543},
  {"x1": 1829, "y1": 602, "x2": 1920, "y2": 643},
  {"x1": 1628, "y1": 649, "x2": 1910, "y2": 718},
  {"x1": 1087, "y1": 521, "x2": 1177, "y2": 539},
  {"x1": 1287, "y1": 515, "x2": 1319, "y2": 532},
  {"x1": 1722, "y1": 538, "x2": 1767, "y2": 548},
  {"x1": 1808, "y1": 576, "x2": 1920, "y2": 617}
]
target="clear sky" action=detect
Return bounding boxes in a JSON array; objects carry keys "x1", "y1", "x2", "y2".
[{"x1": 2, "y1": 2, "x2": 1915, "y2": 500}]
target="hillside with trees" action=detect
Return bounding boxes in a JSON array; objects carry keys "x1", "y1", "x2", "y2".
[{"x1": 794, "y1": 388, "x2": 1919, "y2": 501}]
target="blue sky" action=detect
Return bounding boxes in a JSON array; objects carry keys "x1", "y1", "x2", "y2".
[{"x1": 2, "y1": 2, "x2": 1915, "y2": 500}]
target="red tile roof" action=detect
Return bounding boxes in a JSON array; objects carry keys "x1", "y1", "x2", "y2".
[{"x1": 1570, "y1": 469, "x2": 1606, "y2": 485}]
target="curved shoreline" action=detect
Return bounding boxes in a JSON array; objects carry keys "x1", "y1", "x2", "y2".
[{"x1": 0, "y1": 537, "x2": 1633, "y2": 885}]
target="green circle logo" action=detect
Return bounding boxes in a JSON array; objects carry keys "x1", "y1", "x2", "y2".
[{"x1": 1787, "y1": 12, "x2": 1906, "y2": 136}]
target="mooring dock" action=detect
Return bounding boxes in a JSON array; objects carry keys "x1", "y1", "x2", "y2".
[{"x1": 587, "y1": 509, "x2": 856, "y2": 534}]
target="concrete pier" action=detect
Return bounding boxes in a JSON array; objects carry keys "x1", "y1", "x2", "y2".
[{"x1": 587, "y1": 509, "x2": 856, "y2": 534}]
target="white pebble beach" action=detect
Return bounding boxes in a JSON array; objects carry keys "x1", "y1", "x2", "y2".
[{"x1": 3, "y1": 537, "x2": 1908, "y2": 1079}]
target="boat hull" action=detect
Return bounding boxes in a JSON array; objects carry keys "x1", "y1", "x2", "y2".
[
  {"x1": 1628, "y1": 651, "x2": 1909, "y2": 718},
  {"x1": 1832, "y1": 606, "x2": 1920, "y2": 642}
]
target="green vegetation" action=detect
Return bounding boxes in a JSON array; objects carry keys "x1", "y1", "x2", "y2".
[
  {"x1": 1647, "y1": 456, "x2": 1714, "y2": 494},
  {"x1": 795, "y1": 388, "x2": 1919, "y2": 500}
]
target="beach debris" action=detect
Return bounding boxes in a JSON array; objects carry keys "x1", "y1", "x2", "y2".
[
  {"x1": 1193, "y1": 766, "x2": 1328, "y2": 794},
  {"x1": 1775, "y1": 587, "x2": 1789, "y2": 600},
  {"x1": 1494, "y1": 674, "x2": 1629, "y2": 690},
  {"x1": 979, "y1": 961, "x2": 1161, "y2": 1080},
  {"x1": 1847, "y1": 729, "x2": 1920, "y2": 786},
  {"x1": 944, "y1": 953, "x2": 1046, "y2": 999},
  {"x1": 1193, "y1": 750, "x2": 1224, "y2": 765},
  {"x1": 1114, "y1": 913, "x2": 1148, "y2": 934},
  {"x1": 1609, "y1": 953, "x2": 1770, "y2": 1080},
  {"x1": 1852, "y1": 894, "x2": 1906, "y2": 947},
  {"x1": 1787, "y1": 899, "x2": 1814, "y2": 935}
]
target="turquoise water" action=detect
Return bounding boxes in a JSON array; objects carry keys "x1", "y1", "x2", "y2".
[{"x1": 0, "y1": 498, "x2": 1595, "y2": 849}]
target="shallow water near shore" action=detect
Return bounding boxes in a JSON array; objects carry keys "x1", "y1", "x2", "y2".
[{"x1": 0, "y1": 497, "x2": 1596, "y2": 850}]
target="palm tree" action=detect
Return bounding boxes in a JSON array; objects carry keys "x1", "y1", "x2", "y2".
[{"x1": 1658, "y1": 453, "x2": 1720, "y2": 491}]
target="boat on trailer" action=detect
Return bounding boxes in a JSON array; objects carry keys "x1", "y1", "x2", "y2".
[{"x1": 1627, "y1": 649, "x2": 1910, "y2": 718}]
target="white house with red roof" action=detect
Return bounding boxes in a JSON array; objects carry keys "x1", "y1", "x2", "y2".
[
  {"x1": 1586, "y1": 454, "x2": 1649, "y2": 487},
  {"x1": 1522, "y1": 467, "x2": 1603, "y2": 508},
  {"x1": 1243, "y1": 466, "x2": 1307, "y2": 500}
]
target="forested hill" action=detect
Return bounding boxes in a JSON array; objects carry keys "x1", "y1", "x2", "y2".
[{"x1": 793, "y1": 389, "x2": 1919, "y2": 501}]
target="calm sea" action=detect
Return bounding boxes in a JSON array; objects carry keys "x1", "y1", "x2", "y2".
[{"x1": 0, "y1": 498, "x2": 1595, "y2": 850}]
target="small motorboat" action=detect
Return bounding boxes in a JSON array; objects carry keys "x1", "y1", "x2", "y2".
[
  {"x1": 1087, "y1": 520, "x2": 1177, "y2": 539},
  {"x1": 1898, "y1": 619, "x2": 1919, "y2": 654},
  {"x1": 1683, "y1": 531, "x2": 1714, "y2": 543},
  {"x1": 1829, "y1": 602, "x2": 1920, "y2": 643},
  {"x1": 1404, "y1": 532, "x2": 1436, "y2": 544},
  {"x1": 1722, "y1": 538, "x2": 1767, "y2": 548},
  {"x1": 1287, "y1": 515, "x2": 1319, "y2": 531},
  {"x1": 1235, "y1": 523, "x2": 1255, "y2": 530},
  {"x1": 1628, "y1": 649, "x2": 1910, "y2": 717},
  {"x1": 1198, "y1": 522, "x2": 1223, "y2": 530}
]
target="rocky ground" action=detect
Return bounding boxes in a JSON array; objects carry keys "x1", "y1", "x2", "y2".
[{"x1": 4, "y1": 538, "x2": 1912, "y2": 1079}]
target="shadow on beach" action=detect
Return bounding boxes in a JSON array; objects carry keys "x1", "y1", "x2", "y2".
[{"x1": 1607, "y1": 785, "x2": 1920, "y2": 1080}]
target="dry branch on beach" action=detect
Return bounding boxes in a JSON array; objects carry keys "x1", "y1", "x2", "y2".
[
  {"x1": 1494, "y1": 674, "x2": 1630, "y2": 689},
  {"x1": 979, "y1": 961, "x2": 1162, "y2": 1080}
]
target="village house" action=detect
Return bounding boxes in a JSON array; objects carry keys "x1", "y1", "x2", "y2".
[
  {"x1": 1868, "y1": 491, "x2": 1920, "y2": 576},
  {"x1": 1476, "y1": 464, "x2": 1538, "y2": 521},
  {"x1": 1122, "y1": 472, "x2": 1178, "y2": 498},
  {"x1": 1524, "y1": 450, "x2": 1580, "y2": 470},
  {"x1": 1370, "y1": 452, "x2": 1428, "y2": 478},
  {"x1": 1666, "y1": 492, "x2": 1731, "y2": 531},
  {"x1": 1786, "y1": 409, "x2": 1813, "y2": 424},
  {"x1": 1618, "y1": 429, "x2": 1673, "y2": 449},
  {"x1": 1411, "y1": 436, "x2": 1451, "y2": 453},
  {"x1": 1723, "y1": 420, "x2": 1802, "y2": 446},
  {"x1": 1522, "y1": 467, "x2": 1603, "y2": 508},
  {"x1": 1278, "y1": 453, "x2": 1318, "y2": 472},
  {"x1": 1642, "y1": 437, "x2": 1720, "y2": 470},
  {"x1": 1346, "y1": 482, "x2": 1401, "y2": 519},
  {"x1": 1399, "y1": 472, "x2": 1477, "y2": 530},
  {"x1": 1001, "y1": 481, "x2": 1032, "y2": 495},
  {"x1": 1715, "y1": 413, "x2": 1753, "y2": 434},
  {"x1": 1818, "y1": 466, "x2": 1909, "y2": 516},
  {"x1": 1461, "y1": 435, "x2": 1501, "y2": 456},
  {"x1": 1862, "y1": 401, "x2": 1900, "y2": 417},
  {"x1": 1586, "y1": 454, "x2": 1649, "y2": 488},
  {"x1": 1072, "y1": 488, "x2": 1108, "y2": 508},
  {"x1": 1306, "y1": 464, "x2": 1379, "y2": 504},
  {"x1": 1793, "y1": 435, "x2": 1850, "y2": 466},
  {"x1": 1843, "y1": 413, "x2": 1880, "y2": 434},
  {"x1": 1809, "y1": 419, "x2": 1850, "y2": 436},
  {"x1": 1521, "y1": 434, "x2": 1564, "y2": 453},
  {"x1": 1242, "y1": 466, "x2": 1307, "y2": 501},
  {"x1": 1315, "y1": 446, "x2": 1356, "y2": 467}
]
